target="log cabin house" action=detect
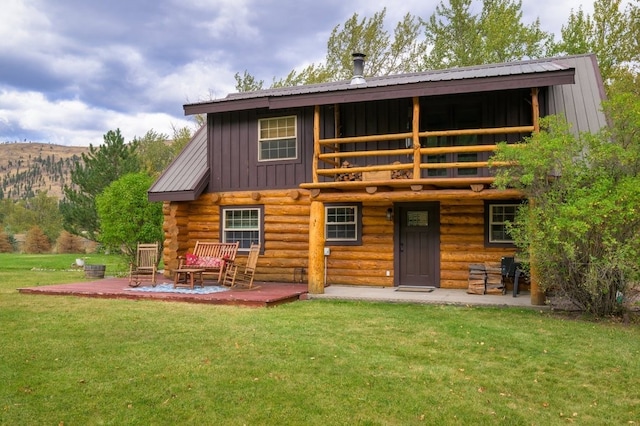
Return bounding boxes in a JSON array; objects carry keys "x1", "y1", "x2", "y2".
[{"x1": 149, "y1": 53, "x2": 607, "y2": 304}]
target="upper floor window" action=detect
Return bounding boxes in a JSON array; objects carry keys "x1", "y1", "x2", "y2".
[
  {"x1": 258, "y1": 116, "x2": 297, "y2": 161},
  {"x1": 222, "y1": 207, "x2": 262, "y2": 251},
  {"x1": 485, "y1": 202, "x2": 520, "y2": 245},
  {"x1": 325, "y1": 204, "x2": 362, "y2": 245}
]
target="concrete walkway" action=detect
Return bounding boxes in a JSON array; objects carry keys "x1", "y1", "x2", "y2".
[{"x1": 307, "y1": 285, "x2": 547, "y2": 309}]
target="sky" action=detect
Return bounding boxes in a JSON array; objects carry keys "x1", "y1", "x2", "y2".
[{"x1": 0, "y1": 0, "x2": 595, "y2": 147}]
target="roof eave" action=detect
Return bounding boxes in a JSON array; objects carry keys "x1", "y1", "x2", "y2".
[{"x1": 148, "y1": 169, "x2": 210, "y2": 202}]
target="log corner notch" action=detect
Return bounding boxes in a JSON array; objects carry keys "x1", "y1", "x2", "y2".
[
  {"x1": 309, "y1": 188, "x2": 341, "y2": 198},
  {"x1": 470, "y1": 184, "x2": 485, "y2": 193},
  {"x1": 251, "y1": 191, "x2": 261, "y2": 201},
  {"x1": 210, "y1": 193, "x2": 221, "y2": 203},
  {"x1": 365, "y1": 186, "x2": 392, "y2": 194},
  {"x1": 288, "y1": 189, "x2": 301, "y2": 200}
]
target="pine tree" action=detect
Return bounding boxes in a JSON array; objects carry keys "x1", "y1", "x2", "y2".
[{"x1": 60, "y1": 129, "x2": 140, "y2": 240}]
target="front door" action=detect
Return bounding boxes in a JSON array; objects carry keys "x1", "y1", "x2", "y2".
[{"x1": 396, "y1": 203, "x2": 440, "y2": 287}]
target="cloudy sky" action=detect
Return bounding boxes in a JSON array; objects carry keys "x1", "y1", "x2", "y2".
[{"x1": 1, "y1": 0, "x2": 595, "y2": 147}]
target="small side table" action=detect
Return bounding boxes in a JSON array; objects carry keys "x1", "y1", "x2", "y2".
[{"x1": 174, "y1": 268, "x2": 205, "y2": 289}]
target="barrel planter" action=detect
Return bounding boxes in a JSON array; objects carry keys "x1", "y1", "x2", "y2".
[{"x1": 84, "y1": 264, "x2": 106, "y2": 279}]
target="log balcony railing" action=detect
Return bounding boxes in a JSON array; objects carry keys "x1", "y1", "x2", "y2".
[
  {"x1": 301, "y1": 90, "x2": 540, "y2": 193},
  {"x1": 300, "y1": 124, "x2": 534, "y2": 193}
]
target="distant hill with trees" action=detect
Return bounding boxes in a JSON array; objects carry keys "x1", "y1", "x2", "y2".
[{"x1": 0, "y1": 142, "x2": 89, "y2": 200}]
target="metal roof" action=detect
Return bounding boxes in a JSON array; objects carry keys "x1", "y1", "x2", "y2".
[
  {"x1": 148, "y1": 124, "x2": 209, "y2": 202},
  {"x1": 184, "y1": 56, "x2": 576, "y2": 115},
  {"x1": 227, "y1": 58, "x2": 567, "y2": 99}
]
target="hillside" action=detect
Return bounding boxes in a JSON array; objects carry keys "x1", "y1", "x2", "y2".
[{"x1": 0, "y1": 142, "x2": 89, "y2": 200}]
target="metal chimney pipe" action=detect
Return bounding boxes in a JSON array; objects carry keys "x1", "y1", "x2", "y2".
[{"x1": 350, "y1": 52, "x2": 366, "y2": 85}]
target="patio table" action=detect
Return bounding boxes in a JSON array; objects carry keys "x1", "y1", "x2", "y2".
[{"x1": 173, "y1": 268, "x2": 205, "y2": 290}]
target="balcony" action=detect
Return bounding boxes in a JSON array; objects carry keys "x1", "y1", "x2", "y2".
[{"x1": 300, "y1": 125, "x2": 533, "y2": 196}]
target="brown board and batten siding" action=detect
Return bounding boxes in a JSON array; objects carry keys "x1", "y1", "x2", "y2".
[
  {"x1": 207, "y1": 90, "x2": 541, "y2": 192},
  {"x1": 208, "y1": 108, "x2": 315, "y2": 192}
]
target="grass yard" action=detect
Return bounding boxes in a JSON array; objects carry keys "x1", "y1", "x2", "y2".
[{"x1": 1, "y1": 254, "x2": 639, "y2": 425}]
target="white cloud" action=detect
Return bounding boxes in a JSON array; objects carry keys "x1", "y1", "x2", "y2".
[
  {"x1": 0, "y1": 89, "x2": 194, "y2": 146},
  {"x1": 147, "y1": 55, "x2": 237, "y2": 106},
  {"x1": 0, "y1": 0, "x2": 629, "y2": 147},
  {"x1": 179, "y1": 0, "x2": 259, "y2": 40},
  {"x1": 0, "y1": 0, "x2": 54, "y2": 51}
]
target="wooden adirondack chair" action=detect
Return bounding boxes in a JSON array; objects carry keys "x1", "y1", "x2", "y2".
[
  {"x1": 222, "y1": 243, "x2": 260, "y2": 289},
  {"x1": 128, "y1": 243, "x2": 159, "y2": 287}
]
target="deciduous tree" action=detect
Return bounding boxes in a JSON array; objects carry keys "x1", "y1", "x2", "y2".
[
  {"x1": 552, "y1": 0, "x2": 640, "y2": 85},
  {"x1": 422, "y1": 0, "x2": 553, "y2": 69},
  {"x1": 170, "y1": 125, "x2": 194, "y2": 158},
  {"x1": 95, "y1": 173, "x2": 163, "y2": 258},
  {"x1": 133, "y1": 130, "x2": 173, "y2": 178},
  {"x1": 491, "y1": 88, "x2": 640, "y2": 317},
  {"x1": 234, "y1": 70, "x2": 264, "y2": 92},
  {"x1": 244, "y1": 8, "x2": 426, "y2": 89},
  {"x1": 0, "y1": 192, "x2": 62, "y2": 241}
]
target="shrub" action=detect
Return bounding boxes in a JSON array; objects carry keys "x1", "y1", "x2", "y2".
[
  {"x1": 0, "y1": 231, "x2": 14, "y2": 253},
  {"x1": 493, "y1": 110, "x2": 640, "y2": 317},
  {"x1": 24, "y1": 226, "x2": 51, "y2": 254},
  {"x1": 56, "y1": 230, "x2": 85, "y2": 253}
]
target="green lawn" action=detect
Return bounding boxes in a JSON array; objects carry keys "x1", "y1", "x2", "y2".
[{"x1": 1, "y1": 254, "x2": 639, "y2": 425}]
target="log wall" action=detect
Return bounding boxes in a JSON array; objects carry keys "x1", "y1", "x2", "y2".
[
  {"x1": 439, "y1": 199, "x2": 516, "y2": 289},
  {"x1": 325, "y1": 204, "x2": 394, "y2": 287},
  {"x1": 162, "y1": 201, "x2": 190, "y2": 274},
  {"x1": 161, "y1": 191, "x2": 516, "y2": 289}
]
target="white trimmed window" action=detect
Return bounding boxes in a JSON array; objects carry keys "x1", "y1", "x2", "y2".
[
  {"x1": 222, "y1": 207, "x2": 261, "y2": 250},
  {"x1": 326, "y1": 205, "x2": 359, "y2": 243},
  {"x1": 258, "y1": 116, "x2": 297, "y2": 161},
  {"x1": 488, "y1": 204, "x2": 517, "y2": 243}
]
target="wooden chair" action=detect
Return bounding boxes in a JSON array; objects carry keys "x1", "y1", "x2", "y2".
[
  {"x1": 223, "y1": 243, "x2": 260, "y2": 289},
  {"x1": 129, "y1": 243, "x2": 159, "y2": 287}
]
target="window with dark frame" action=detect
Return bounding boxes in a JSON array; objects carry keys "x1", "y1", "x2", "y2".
[
  {"x1": 258, "y1": 116, "x2": 297, "y2": 161},
  {"x1": 325, "y1": 204, "x2": 361, "y2": 245},
  {"x1": 222, "y1": 207, "x2": 262, "y2": 251},
  {"x1": 487, "y1": 203, "x2": 518, "y2": 244}
]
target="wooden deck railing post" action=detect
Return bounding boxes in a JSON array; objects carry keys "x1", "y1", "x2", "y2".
[
  {"x1": 531, "y1": 88, "x2": 540, "y2": 133},
  {"x1": 412, "y1": 96, "x2": 421, "y2": 180},
  {"x1": 308, "y1": 200, "x2": 326, "y2": 294},
  {"x1": 527, "y1": 89, "x2": 546, "y2": 305}
]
